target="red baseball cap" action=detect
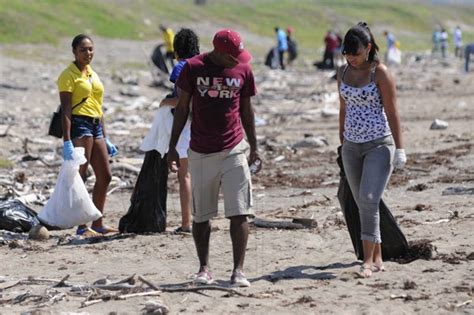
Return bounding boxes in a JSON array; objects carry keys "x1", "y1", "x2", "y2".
[{"x1": 212, "y1": 29, "x2": 252, "y2": 63}]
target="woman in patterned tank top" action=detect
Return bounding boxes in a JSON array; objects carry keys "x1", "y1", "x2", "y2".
[{"x1": 336, "y1": 22, "x2": 407, "y2": 278}]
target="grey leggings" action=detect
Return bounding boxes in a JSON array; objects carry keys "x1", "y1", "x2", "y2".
[{"x1": 342, "y1": 136, "x2": 395, "y2": 243}]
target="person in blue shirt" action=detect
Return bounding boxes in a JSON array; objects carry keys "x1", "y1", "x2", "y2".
[
  {"x1": 160, "y1": 28, "x2": 200, "y2": 233},
  {"x1": 275, "y1": 27, "x2": 288, "y2": 70}
]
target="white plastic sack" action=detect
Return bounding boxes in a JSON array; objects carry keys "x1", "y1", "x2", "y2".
[
  {"x1": 387, "y1": 47, "x2": 402, "y2": 65},
  {"x1": 139, "y1": 105, "x2": 191, "y2": 158},
  {"x1": 38, "y1": 147, "x2": 102, "y2": 229}
]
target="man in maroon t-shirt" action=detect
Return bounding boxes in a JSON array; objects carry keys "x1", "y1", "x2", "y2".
[{"x1": 167, "y1": 29, "x2": 261, "y2": 287}]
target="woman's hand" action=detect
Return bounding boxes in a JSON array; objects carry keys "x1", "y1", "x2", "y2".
[
  {"x1": 393, "y1": 148, "x2": 407, "y2": 169},
  {"x1": 105, "y1": 138, "x2": 118, "y2": 157},
  {"x1": 63, "y1": 140, "x2": 75, "y2": 160}
]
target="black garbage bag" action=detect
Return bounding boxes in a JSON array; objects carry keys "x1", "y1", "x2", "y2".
[
  {"x1": 151, "y1": 44, "x2": 169, "y2": 75},
  {"x1": 264, "y1": 47, "x2": 280, "y2": 69},
  {"x1": 0, "y1": 199, "x2": 40, "y2": 233},
  {"x1": 119, "y1": 151, "x2": 168, "y2": 233},
  {"x1": 288, "y1": 39, "x2": 298, "y2": 62},
  {"x1": 336, "y1": 146, "x2": 409, "y2": 261}
]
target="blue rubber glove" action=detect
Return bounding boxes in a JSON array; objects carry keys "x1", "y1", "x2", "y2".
[
  {"x1": 105, "y1": 138, "x2": 118, "y2": 157},
  {"x1": 63, "y1": 140, "x2": 74, "y2": 161}
]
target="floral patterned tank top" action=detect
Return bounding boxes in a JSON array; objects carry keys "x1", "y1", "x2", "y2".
[{"x1": 339, "y1": 64, "x2": 391, "y2": 143}]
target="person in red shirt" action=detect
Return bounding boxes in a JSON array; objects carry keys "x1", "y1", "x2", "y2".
[
  {"x1": 167, "y1": 29, "x2": 261, "y2": 287},
  {"x1": 324, "y1": 30, "x2": 339, "y2": 69}
]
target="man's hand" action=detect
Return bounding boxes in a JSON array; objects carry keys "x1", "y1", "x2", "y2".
[
  {"x1": 167, "y1": 147, "x2": 180, "y2": 173},
  {"x1": 248, "y1": 150, "x2": 262, "y2": 174}
]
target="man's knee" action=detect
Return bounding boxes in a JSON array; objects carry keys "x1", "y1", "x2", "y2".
[{"x1": 230, "y1": 215, "x2": 248, "y2": 225}]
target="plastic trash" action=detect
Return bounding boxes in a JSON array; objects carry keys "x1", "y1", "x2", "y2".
[
  {"x1": 38, "y1": 147, "x2": 102, "y2": 229},
  {"x1": 0, "y1": 199, "x2": 40, "y2": 233},
  {"x1": 119, "y1": 150, "x2": 168, "y2": 233},
  {"x1": 430, "y1": 119, "x2": 448, "y2": 130}
]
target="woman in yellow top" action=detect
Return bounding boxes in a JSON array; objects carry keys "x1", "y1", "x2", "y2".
[{"x1": 58, "y1": 34, "x2": 118, "y2": 237}]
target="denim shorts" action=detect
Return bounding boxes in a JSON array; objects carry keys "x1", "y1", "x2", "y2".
[{"x1": 71, "y1": 115, "x2": 103, "y2": 139}]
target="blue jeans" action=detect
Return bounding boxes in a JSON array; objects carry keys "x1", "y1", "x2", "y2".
[
  {"x1": 71, "y1": 115, "x2": 103, "y2": 140},
  {"x1": 342, "y1": 136, "x2": 395, "y2": 243}
]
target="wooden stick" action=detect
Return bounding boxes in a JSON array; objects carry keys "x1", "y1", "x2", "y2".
[
  {"x1": 138, "y1": 275, "x2": 160, "y2": 290},
  {"x1": 110, "y1": 162, "x2": 140, "y2": 175},
  {"x1": 161, "y1": 285, "x2": 248, "y2": 297},
  {"x1": 53, "y1": 274, "x2": 71, "y2": 288},
  {"x1": 117, "y1": 290, "x2": 162, "y2": 299},
  {"x1": 80, "y1": 290, "x2": 162, "y2": 308},
  {"x1": 253, "y1": 217, "x2": 305, "y2": 229}
]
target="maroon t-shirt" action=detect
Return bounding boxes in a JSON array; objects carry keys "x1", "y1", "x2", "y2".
[{"x1": 177, "y1": 53, "x2": 257, "y2": 153}]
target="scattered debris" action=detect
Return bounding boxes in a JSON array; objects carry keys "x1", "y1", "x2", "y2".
[
  {"x1": 430, "y1": 119, "x2": 448, "y2": 130},
  {"x1": 442, "y1": 186, "x2": 474, "y2": 195}
]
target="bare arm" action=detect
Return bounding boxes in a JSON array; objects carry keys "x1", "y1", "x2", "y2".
[
  {"x1": 376, "y1": 64, "x2": 403, "y2": 149},
  {"x1": 160, "y1": 86, "x2": 184, "y2": 108},
  {"x1": 160, "y1": 96, "x2": 179, "y2": 107},
  {"x1": 100, "y1": 116, "x2": 107, "y2": 138},
  {"x1": 240, "y1": 96, "x2": 261, "y2": 172},
  {"x1": 336, "y1": 65, "x2": 346, "y2": 144},
  {"x1": 167, "y1": 90, "x2": 191, "y2": 172},
  {"x1": 60, "y1": 92, "x2": 73, "y2": 141}
]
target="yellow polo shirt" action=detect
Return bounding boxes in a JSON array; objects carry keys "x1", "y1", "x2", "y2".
[
  {"x1": 163, "y1": 28, "x2": 175, "y2": 53},
  {"x1": 57, "y1": 63, "x2": 104, "y2": 117}
]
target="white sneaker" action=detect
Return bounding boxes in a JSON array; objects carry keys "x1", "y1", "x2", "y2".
[
  {"x1": 230, "y1": 270, "x2": 251, "y2": 287},
  {"x1": 193, "y1": 270, "x2": 214, "y2": 285}
]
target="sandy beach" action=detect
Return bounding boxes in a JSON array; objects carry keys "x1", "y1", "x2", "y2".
[{"x1": 0, "y1": 37, "x2": 473, "y2": 314}]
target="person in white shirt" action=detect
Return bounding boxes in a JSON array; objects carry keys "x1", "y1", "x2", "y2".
[{"x1": 453, "y1": 26, "x2": 463, "y2": 58}]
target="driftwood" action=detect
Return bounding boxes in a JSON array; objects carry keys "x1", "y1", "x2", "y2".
[
  {"x1": 0, "y1": 276, "x2": 73, "y2": 290},
  {"x1": 253, "y1": 217, "x2": 306, "y2": 229},
  {"x1": 73, "y1": 283, "x2": 137, "y2": 291},
  {"x1": 107, "y1": 183, "x2": 134, "y2": 196},
  {"x1": 81, "y1": 290, "x2": 162, "y2": 308},
  {"x1": 161, "y1": 285, "x2": 248, "y2": 297},
  {"x1": 110, "y1": 162, "x2": 141, "y2": 175},
  {"x1": 137, "y1": 276, "x2": 246, "y2": 297},
  {"x1": 138, "y1": 275, "x2": 160, "y2": 290},
  {"x1": 1, "y1": 274, "x2": 249, "y2": 310}
]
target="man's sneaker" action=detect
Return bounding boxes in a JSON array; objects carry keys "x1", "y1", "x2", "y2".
[
  {"x1": 193, "y1": 270, "x2": 214, "y2": 285},
  {"x1": 230, "y1": 270, "x2": 251, "y2": 287}
]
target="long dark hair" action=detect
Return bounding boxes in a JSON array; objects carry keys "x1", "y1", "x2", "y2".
[
  {"x1": 342, "y1": 22, "x2": 379, "y2": 62},
  {"x1": 173, "y1": 28, "x2": 200, "y2": 59}
]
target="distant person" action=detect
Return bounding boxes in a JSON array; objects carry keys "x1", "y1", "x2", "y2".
[
  {"x1": 167, "y1": 29, "x2": 261, "y2": 287},
  {"x1": 384, "y1": 31, "x2": 401, "y2": 65},
  {"x1": 383, "y1": 31, "x2": 396, "y2": 50},
  {"x1": 160, "y1": 24, "x2": 175, "y2": 69},
  {"x1": 440, "y1": 28, "x2": 448, "y2": 58},
  {"x1": 334, "y1": 31, "x2": 344, "y2": 67},
  {"x1": 465, "y1": 43, "x2": 474, "y2": 72},
  {"x1": 323, "y1": 30, "x2": 339, "y2": 69},
  {"x1": 432, "y1": 26, "x2": 441, "y2": 56},
  {"x1": 286, "y1": 27, "x2": 298, "y2": 66},
  {"x1": 337, "y1": 22, "x2": 406, "y2": 278},
  {"x1": 275, "y1": 27, "x2": 288, "y2": 69},
  {"x1": 453, "y1": 26, "x2": 463, "y2": 58},
  {"x1": 159, "y1": 28, "x2": 200, "y2": 233},
  {"x1": 58, "y1": 34, "x2": 118, "y2": 237}
]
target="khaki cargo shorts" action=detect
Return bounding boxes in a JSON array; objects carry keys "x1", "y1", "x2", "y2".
[{"x1": 188, "y1": 139, "x2": 254, "y2": 223}]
